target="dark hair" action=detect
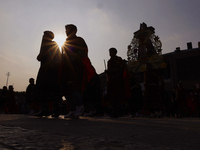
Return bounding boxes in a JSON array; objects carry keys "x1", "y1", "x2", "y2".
[
  {"x1": 9, "y1": 85, "x2": 13, "y2": 90},
  {"x1": 29, "y1": 78, "x2": 34, "y2": 82},
  {"x1": 3, "y1": 86, "x2": 7, "y2": 90},
  {"x1": 65, "y1": 24, "x2": 77, "y2": 34},
  {"x1": 109, "y1": 47, "x2": 117, "y2": 54},
  {"x1": 43, "y1": 31, "x2": 54, "y2": 39}
]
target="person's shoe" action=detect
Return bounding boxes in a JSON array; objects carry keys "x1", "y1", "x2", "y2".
[
  {"x1": 64, "y1": 111, "x2": 76, "y2": 118},
  {"x1": 103, "y1": 113, "x2": 111, "y2": 118},
  {"x1": 84, "y1": 110, "x2": 96, "y2": 117},
  {"x1": 157, "y1": 111, "x2": 163, "y2": 118},
  {"x1": 34, "y1": 110, "x2": 50, "y2": 117},
  {"x1": 111, "y1": 113, "x2": 119, "y2": 118},
  {"x1": 148, "y1": 113, "x2": 156, "y2": 118},
  {"x1": 136, "y1": 112, "x2": 140, "y2": 117},
  {"x1": 128, "y1": 114, "x2": 134, "y2": 118},
  {"x1": 74, "y1": 106, "x2": 84, "y2": 117},
  {"x1": 51, "y1": 113, "x2": 60, "y2": 118},
  {"x1": 28, "y1": 110, "x2": 34, "y2": 116}
]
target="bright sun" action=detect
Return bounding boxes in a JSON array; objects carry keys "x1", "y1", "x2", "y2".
[{"x1": 53, "y1": 35, "x2": 66, "y2": 50}]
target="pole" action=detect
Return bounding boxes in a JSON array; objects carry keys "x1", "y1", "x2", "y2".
[
  {"x1": 104, "y1": 59, "x2": 107, "y2": 70},
  {"x1": 104, "y1": 60, "x2": 108, "y2": 85},
  {"x1": 6, "y1": 72, "x2": 10, "y2": 87}
]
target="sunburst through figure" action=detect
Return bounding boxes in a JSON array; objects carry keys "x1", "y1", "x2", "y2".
[{"x1": 53, "y1": 35, "x2": 66, "y2": 51}]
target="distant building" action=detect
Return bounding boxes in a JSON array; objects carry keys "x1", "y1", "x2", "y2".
[{"x1": 162, "y1": 42, "x2": 200, "y2": 91}]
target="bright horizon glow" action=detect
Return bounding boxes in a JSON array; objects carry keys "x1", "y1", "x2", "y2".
[{"x1": 53, "y1": 35, "x2": 66, "y2": 50}]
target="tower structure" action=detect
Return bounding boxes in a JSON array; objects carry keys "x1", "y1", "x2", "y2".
[{"x1": 6, "y1": 72, "x2": 10, "y2": 87}]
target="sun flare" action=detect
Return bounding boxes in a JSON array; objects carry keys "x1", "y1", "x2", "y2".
[{"x1": 53, "y1": 35, "x2": 66, "y2": 50}]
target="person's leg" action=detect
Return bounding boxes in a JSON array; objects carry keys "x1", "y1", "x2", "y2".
[
  {"x1": 64, "y1": 92, "x2": 76, "y2": 118},
  {"x1": 34, "y1": 101, "x2": 50, "y2": 117},
  {"x1": 73, "y1": 90, "x2": 84, "y2": 117},
  {"x1": 52, "y1": 100, "x2": 61, "y2": 117}
]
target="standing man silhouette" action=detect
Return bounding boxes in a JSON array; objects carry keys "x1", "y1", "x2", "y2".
[
  {"x1": 62, "y1": 24, "x2": 96, "y2": 118},
  {"x1": 105, "y1": 47, "x2": 128, "y2": 117}
]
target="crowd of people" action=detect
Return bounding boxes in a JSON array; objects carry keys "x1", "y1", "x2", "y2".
[{"x1": 1, "y1": 24, "x2": 200, "y2": 119}]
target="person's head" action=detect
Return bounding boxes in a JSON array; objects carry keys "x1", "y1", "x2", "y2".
[
  {"x1": 65, "y1": 24, "x2": 77, "y2": 37},
  {"x1": 9, "y1": 85, "x2": 14, "y2": 91},
  {"x1": 43, "y1": 31, "x2": 54, "y2": 41},
  {"x1": 3, "y1": 86, "x2": 7, "y2": 91},
  {"x1": 109, "y1": 47, "x2": 117, "y2": 58},
  {"x1": 29, "y1": 78, "x2": 34, "y2": 84}
]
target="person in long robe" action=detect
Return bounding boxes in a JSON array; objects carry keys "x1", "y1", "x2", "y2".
[{"x1": 35, "y1": 31, "x2": 61, "y2": 117}]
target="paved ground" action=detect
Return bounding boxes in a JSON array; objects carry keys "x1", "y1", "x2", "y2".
[{"x1": 0, "y1": 114, "x2": 200, "y2": 150}]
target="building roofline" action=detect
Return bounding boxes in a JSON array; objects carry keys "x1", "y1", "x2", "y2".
[{"x1": 163, "y1": 47, "x2": 200, "y2": 56}]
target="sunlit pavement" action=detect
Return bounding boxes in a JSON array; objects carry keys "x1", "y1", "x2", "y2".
[{"x1": 0, "y1": 114, "x2": 200, "y2": 150}]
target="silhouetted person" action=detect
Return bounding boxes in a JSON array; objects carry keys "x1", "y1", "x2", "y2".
[
  {"x1": 128, "y1": 71, "x2": 143, "y2": 117},
  {"x1": 6, "y1": 85, "x2": 19, "y2": 114},
  {"x1": 26, "y1": 78, "x2": 39, "y2": 115},
  {"x1": 188, "y1": 85, "x2": 198, "y2": 116},
  {"x1": 35, "y1": 31, "x2": 61, "y2": 117},
  {"x1": 170, "y1": 87, "x2": 178, "y2": 117},
  {"x1": 62, "y1": 24, "x2": 93, "y2": 118},
  {"x1": 0, "y1": 86, "x2": 7, "y2": 113},
  {"x1": 176, "y1": 82, "x2": 189, "y2": 118},
  {"x1": 82, "y1": 74, "x2": 103, "y2": 116},
  {"x1": 143, "y1": 63, "x2": 162, "y2": 117},
  {"x1": 158, "y1": 75, "x2": 169, "y2": 117},
  {"x1": 193, "y1": 84, "x2": 200, "y2": 118},
  {"x1": 105, "y1": 47, "x2": 127, "y2": 117}
]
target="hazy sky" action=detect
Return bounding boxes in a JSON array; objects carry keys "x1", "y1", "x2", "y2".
[{"x1": 1, "y1": 0, "x2": 200, "y2": 91}]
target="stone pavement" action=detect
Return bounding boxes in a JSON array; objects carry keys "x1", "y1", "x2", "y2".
[{"x1": 0, "y1": 114, "x2": 200, "y2": 150}]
